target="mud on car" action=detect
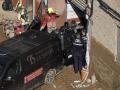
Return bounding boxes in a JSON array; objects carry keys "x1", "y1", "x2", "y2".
[{"x1": 0, "y1": 29, "x2": 73, "y2": 90}]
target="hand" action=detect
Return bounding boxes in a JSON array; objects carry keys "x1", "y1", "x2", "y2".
[{"x1": 40, "y1": 26, "x2": 44, "y2": 31}]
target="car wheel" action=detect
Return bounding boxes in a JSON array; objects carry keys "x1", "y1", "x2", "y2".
[
  {"x1": 44, "y1": 69, "x2": 56, "y2": 84},
  {"x1": 2, "y1": 2, "x2": 7, "y2": 10}
]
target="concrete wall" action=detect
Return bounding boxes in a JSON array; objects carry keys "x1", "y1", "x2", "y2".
[
  {"x1": 92, "y1": 0, "x2": 118, "y2": 56},
  {"x1": 91, "y1": 38, "x2": 120, "y2": 90},
  {"x1": 91, "y1": 1, "x2": 120, "y2": 89}
]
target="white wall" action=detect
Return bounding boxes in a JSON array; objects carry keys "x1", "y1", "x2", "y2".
[{"x1": 92, "y1": 1, "x2": 118, "y2": 56}]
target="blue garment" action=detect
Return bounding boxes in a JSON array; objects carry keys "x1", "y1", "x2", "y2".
[{"x1": 73, "y1": 37, "x2": 83, "y2": 73}]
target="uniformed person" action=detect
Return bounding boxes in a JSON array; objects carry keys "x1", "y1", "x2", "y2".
[
  {"x1": 71, "y1": 20, "x2": 77, "y2": 33},
  {"x1": 73, "y1": 34, "x2": 83, "y2": 74}
]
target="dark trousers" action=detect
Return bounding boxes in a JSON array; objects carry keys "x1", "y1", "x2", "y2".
[
  {"x1": 73, "y1": 46, "x2": 83, "y2": 73},
  {"x1": 73, "y1": 55, "x2": 82, "y2": 73}
]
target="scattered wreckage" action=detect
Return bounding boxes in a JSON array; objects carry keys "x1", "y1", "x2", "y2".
[{"x1": 2, "y1": 19, "x2": 25, "y2": 38}]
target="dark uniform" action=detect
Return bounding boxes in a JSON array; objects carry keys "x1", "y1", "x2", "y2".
[
  {"x1": 73, "y1": 35, "x2": 83, "y2": 73},
  {"x1": 82, "y1": 34, "x2": 87, "y2": 67}
]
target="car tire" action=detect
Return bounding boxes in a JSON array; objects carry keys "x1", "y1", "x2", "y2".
[
  {"x1": 44, "y1": 69, "x2": 56, "y2": 84},
  {"x1": 2, "y1": 2, "x2": 7, "y2": 10}
]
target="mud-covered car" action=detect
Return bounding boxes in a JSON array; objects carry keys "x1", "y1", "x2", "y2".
[{"x1": 0, "y1": 30, "x2": 73, "y2": 90}]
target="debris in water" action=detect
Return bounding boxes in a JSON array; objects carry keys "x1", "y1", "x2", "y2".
[
  {"x1": 51, "y1": 83, "x2": 56, "y2": 88},
  {"x1": 98, "y1": 88, "x2": 102, "y2": 90},
  {"x1": 70, "y1": 80, "x2": 91, "y2": 88},
  {"x1": 91, "y1": 74, "x2": 97, "y2": 85},
  {"x1": 87, "y1": 78, "x2": 91, "y2": 83}
]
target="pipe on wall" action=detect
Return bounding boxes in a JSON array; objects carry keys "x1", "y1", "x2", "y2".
[{"x1": 33, "y1": 0, "x2": 36, "y2": 19}]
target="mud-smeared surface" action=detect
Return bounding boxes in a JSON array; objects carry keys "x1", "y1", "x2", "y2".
[
  {"x1": 0, "y1": 0, "x2": 120, "y2": 89},
  {"x1": 35, "y1": 38, "x2": 120, "y2": 90},
  {"x1": 91, "y1": 38, "x2": 120, "y2": 90},
  {"x1": 36, "y1": 66, "x2": 100, "y2": 90}
]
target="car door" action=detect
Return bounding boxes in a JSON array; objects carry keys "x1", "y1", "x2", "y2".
[
  {"x1": 2, "y1": 60, "x2": 22, "y2": 90},
  {"x1": 51, "y1": 41, "x2": 63, "y2": 68},
  {"x1": 21, "y1": 52, "x2": 44, "y2": 90}
]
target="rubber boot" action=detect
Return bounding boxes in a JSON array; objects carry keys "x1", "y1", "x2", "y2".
[
  {"x1": 79, "y1": 70, "x2": 82, "y2": 81},
  {"x1": 80, "y1": 68, "x2": 88, "y2": 82}
]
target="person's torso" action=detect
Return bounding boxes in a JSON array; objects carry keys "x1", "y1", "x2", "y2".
[{"x1": 42, "y1": 14, "x2": 56, "y2": 28}]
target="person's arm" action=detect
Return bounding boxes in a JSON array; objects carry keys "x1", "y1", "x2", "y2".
[
  {"x1": 40, "y1": 20, "x2": 47, "y2": 31},
  {"x1": 40, "y1": 25, "x2": 45, "y2": 31}
]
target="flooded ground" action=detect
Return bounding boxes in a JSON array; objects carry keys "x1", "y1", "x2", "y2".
[{"x1": 36, "y1": 66, "x2": 106, "y2": 90}]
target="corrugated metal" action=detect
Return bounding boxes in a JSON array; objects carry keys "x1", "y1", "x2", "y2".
[{"x1": 71, "y1": 0, "x2": 87, "y2": 11}]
